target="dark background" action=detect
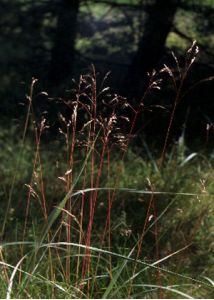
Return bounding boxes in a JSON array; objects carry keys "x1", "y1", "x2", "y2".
[{"x1": 0, "y1": 0, "x2": 214, "y2": 147}]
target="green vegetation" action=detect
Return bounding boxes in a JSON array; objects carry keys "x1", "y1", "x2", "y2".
[
  {"x1": 0, "y1": 1, "x2": 213, "y2": 297},
  {"x1": 0, "y1": 48, "x2": 213, "y2": 298}
]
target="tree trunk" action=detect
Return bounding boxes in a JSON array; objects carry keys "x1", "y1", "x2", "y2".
[
  {"x1": 126, "y1": 0, "x2": 178, "y2": 98},
  {"x1": 49, "y1": 0, "x2": 80, "y2": 87}
]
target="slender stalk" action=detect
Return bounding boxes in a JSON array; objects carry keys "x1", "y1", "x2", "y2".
[{"x1": 2, "y1": 79, "x2": 37, "y2": 239}]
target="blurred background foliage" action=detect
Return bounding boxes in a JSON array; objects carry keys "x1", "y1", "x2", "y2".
[{"x1": 0, "y1": 0, "x2": 213, "y2": 144}]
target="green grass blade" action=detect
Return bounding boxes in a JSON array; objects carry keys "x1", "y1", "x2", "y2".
[
  {"x1": 102, "y1": 246, "x2": 136, "y2": 299},
  {"x1": 132, "y1": 284, "x2": 194, "y2": 299}
]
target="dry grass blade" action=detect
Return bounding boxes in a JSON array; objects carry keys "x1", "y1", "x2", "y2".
[{"x1": 6, "y1": 255, "x2": 26, "y2": 300}]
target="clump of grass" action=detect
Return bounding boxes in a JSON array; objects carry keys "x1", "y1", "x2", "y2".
[{"x1": 0, "y1": 43, "x2": 213, "y2": 298}]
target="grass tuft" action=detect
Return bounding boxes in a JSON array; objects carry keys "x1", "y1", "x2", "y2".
[{"x1": 0, "y1": 44, "x2": 213, "y2": 298}]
